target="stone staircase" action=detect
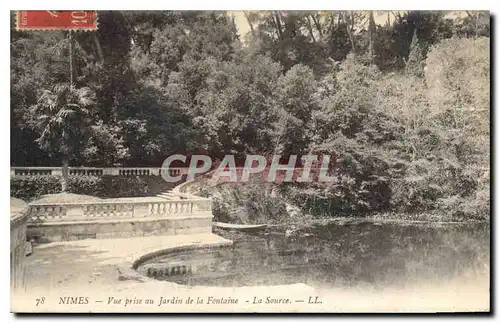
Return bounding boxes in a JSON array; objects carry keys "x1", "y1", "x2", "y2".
[
  {"x1": 157, "y1": 189, "x2": 177, "y2": 200},
  {"x1": 157, "y1": 170, "x2": 217, "y2": 201}
]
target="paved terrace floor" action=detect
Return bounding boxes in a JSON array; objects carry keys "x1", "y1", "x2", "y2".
[
  {"x1": 23, "y1": 233, "x2": 231, "y2": 292},
  {"x1": 14, "y1": 233, "x2": 490, "y2": 313}
]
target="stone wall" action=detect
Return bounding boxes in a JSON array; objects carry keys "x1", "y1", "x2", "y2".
[
  {"x1": 28, "y1": 216, "x2": 213, "y2": 243},
  {"x1": 11, "y1": 198, "x2": 29, "y2": 294},
  {"x1": 26, "y1": 197, "x2": 214, "y2": 243}
]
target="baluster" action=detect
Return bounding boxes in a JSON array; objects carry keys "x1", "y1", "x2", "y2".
[{"x1": 97, "y1": 204, "x2": 104, "y2": 217}]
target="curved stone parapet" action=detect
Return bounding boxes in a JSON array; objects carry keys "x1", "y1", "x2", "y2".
[
  {"x1": 10, "y1": 197, "x2": 29, "y2": 295},
  {"x1": 170, "y1": 169, "x2": 217, "y2": 199}
]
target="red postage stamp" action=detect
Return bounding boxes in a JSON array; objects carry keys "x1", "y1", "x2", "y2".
[{"x1": 16, "y1": 11, "x2": 98, "y2": 31}]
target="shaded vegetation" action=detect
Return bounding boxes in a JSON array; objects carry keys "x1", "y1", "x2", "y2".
[{"x1": 11, "y1": 11, "x2": 489, "y2": 220}]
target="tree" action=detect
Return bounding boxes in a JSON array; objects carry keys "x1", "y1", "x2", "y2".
[
  {"x1": 274, "y1": 64, "x2": 318, "y2": 155},
  {"x1": 26, "y1": 84, "x2": 97, "y2": 191},
  {"x1": 405, "y1": 29, "x2": 425, "y2": 77},
  {"x1": 455, "y1": 11, "x2": 490, "y2": 37}
]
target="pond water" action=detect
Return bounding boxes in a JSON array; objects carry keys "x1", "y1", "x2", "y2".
[{"x1": 135, "y1": 221, "x2": 490, "y2": 289}]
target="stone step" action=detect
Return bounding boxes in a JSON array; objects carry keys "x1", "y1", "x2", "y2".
[{"x1": 157, "y1": 191, "x2": 177, "y2": 200}]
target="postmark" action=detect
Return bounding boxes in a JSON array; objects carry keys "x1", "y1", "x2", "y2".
[{"x1": 16, "y1": 10, "x2": 98, "y2": 31}]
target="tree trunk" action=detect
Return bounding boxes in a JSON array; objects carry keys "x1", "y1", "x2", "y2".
[
  {"x1": 311, "y1": 14, "x2": 323, "y2": 37},
  {"x1": 69, "y1": 31, "x2": 74, "y2": 88},
  {"x1": 92, "y1": 33, "x2": 104, "y2": 64},
  {"x1": 306, "y1": 16, "x2": 317, "y2": 43},
  {"x1": 368, "y1": 11, "x2": 376, "y2": 62},
  {"x1": 341, "y1": 12, "x2": 356, "y2": 53},
  {"x1": 272, "y1": 11, "x2": 283, "y2": 40},
  {"x1": 243, "y1": 11, "x2": 255, "y2": 37},
  {"x1": 61, "y1": 156, "x2": 69, "y2": 192}
]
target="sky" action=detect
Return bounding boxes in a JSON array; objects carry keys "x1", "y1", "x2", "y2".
[{"x1": 227, "y1": 10, "x2": 469, "y2": 39}]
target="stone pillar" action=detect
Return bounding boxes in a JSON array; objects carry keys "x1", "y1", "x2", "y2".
[
  {"x1": 66, "y1": 204, "x2": 85, "y2": 218},
  {"x1": 133, "y1": 203, "x2": 150, "y2": 217},
  {"x1": 103, "y1": 168, "x2": 120, "y2": 176},
  {"x1": 51, "y1": 168, "x2": 62, "y2": 176}
]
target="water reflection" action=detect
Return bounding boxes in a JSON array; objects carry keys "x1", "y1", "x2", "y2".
[{"x1": 136, "y1": 221, "x2": 489, "y2": 288}]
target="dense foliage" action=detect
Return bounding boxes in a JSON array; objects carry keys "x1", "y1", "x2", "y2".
[
  {"x1": 10, "y1": 175, "x2": 180, "y2": 202},
  {"x1": 11, "y1": 11, "x2": 489, "y2": 219}
]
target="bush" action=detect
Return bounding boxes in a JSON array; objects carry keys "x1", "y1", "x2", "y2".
[
  {"x1": 207, "y1": 184, "x2": 289, "y2": 224},
  {"x1": 11, "y1": 175, "x2": 62, "y2": 201},
  {"x1": 10, "y1": 175, "x2": 181, "y2": 201},
  {"x1": 425, "y1": 37, "x2": 489, "y2": 119}
]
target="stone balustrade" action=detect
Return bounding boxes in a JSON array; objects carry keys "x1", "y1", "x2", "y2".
[
  {"x1": 26, "y1": 197, "x2": 213, "y2": 242},
  {"x1": 28, "y1": 198, "x2": 211, "y2": 223},
  {"x1": 11, "y1": 166, "x2": 188, "y2": 177}
]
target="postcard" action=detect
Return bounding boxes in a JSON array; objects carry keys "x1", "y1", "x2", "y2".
[{"x1": 10, "y1": 10, "x2": 490, "y2": 313}]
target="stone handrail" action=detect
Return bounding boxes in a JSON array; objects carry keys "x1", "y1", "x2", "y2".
[
  {"x1": 11, "y1": 166, "x2": 188, "y2": 177},
  {"x1": 171, "y1": 169, "x2": 217, "y2": 198},
  {"x1": 28, "y1": 198, "x2": 212, "y2": 223}
]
